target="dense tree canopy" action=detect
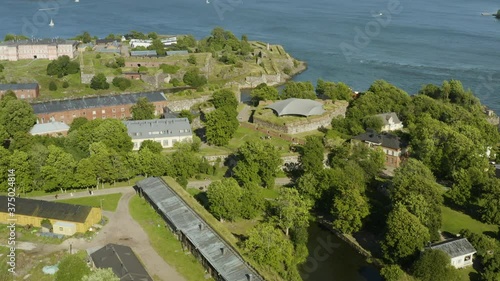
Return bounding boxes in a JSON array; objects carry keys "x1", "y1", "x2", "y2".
[
  {"x1": 0, "y1": 99, "x2": 36, "y2": 137},
  {"x1": 316, "y1": 79, "x2": 353, "y2": 101},
  {"x1": 55, "y1": 254, "x2": 91, "y2": 281},
  {"x1": 381, "y1": 204, "x2": 430, "y2": 264},
  {"x1": 47, "y1": 55, "x2": 80, "y2": 77},
  {"x1": 250, "y1": 83, "x2": 279, "y2": 104},
  {"x1": 211, "y1": 89, "x2": 238, "y2": 109},
  {"x1": 233, "y1": 140, "x2": 282, "y2": 188},
  {"x1": 299, "y1": 136, "x2": 324, "y2": 174},
  {"x1": 411, "y1": 250, "x2": 459, "y2": 281},
  {"x1": 273, "y1": 188, "x2": 312, "y2": 236},
  {"x1": 131, "y1": 97, "x2": 155, "y2": 120},
  {"x1": 207, "y1": 178, "x2": 243, "y2": 221},
  {"x1": 281, "y1": 81, "x2": 316, "y2": 100}
]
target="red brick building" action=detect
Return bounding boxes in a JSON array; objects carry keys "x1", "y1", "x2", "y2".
[
  {"x1": 352, "y1": 128, "x2": 408, "y2": 168},
  {"x1": 31, "y1": 91, "x2": 168, "y2": 124},
  {"x1": 0, "y1": 83, "x2": 40, "y2": 100}
]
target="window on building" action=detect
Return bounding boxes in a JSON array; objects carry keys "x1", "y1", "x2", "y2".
[
  {"x1": 82, "y1": 111, "x2": 86, "y2": 116},
  {"x1": 20, "y1": 95, "x2": 25, "y2": 99},
  {"x1": 121, "y1": 108, "x2": 125, "y2": 112},
  {"x1": 113, "y1": 114, "x2": 116, "y2": 118},
  {"x1": 112, "y1": 108, "x2": 116, "y2": 113},
  {"x1": 60, "y1": 115, "x2": 64, "y2": 119},
  {"x1": 102, "y1": 110, "x2": 106, "y2": 114},
  {"x1": 464, "y1": 255, "x2": 471, "y2": 261},
  {"x1": 92, "y1": 111, "x2": 96, "y2": 115},
  {"x1": 59, "y1": 227, "x2": 63, "y2": 231},
  {"x1": 121, "y1": 113, "x2": 125, "y2": 118},
  {"x1": 72, "y1": 114, "x2": 76, "y2": 118},
  {"x1": 162, "y1": 139, "x2": 169, "y2": 147}
]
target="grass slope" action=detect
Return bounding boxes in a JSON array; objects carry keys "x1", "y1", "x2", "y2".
[{"x1": 58, "y1": 193, "x2": 122, "y2": 212}]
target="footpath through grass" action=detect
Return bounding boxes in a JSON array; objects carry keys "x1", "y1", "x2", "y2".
[
  {"x1": 128, "y1": 194, "x2": 209, "y2": 281},
  {"x1": 441, "y1": 206, "x2": 498, "y2": 235},
  {"x1": 58, "y1": 193, "x2": 122, "y2": 212}
]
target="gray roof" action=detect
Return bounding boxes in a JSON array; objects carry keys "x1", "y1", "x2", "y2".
[
  {"x1": 136, "y1": 177, "x2": 263, "y2": 281},
  {"x1": 0, "y1": 195, "x2": 92, "y2": 223},
  {"x1": 429, "y1": 238, "x2": 476, "y2": 258},
  {"x1": 0, "y1": 39, "x2": 76, "y2": 46},
  {"x1": 31, "y1": 91, "x2": 166, "y2": 115},
  {"x1": 123, "y1": 118, "x2": 192, "y2": 139},
  {"x1": 353, "y1": 128, "x2": 404, "y2": 150},
  {"x1": 130, "y1": 50, "x2": 157, "y2": 56},
  {"x1": 90, "y1": 243, "x2": 153, "y2": 281},
  {"x1": 166, "y1": 50, "x2": 188, "y2": 56},
  {"x1": 266, "y1": 98, "x2": 325, "y2": 117},
  {"x1": 30, "y1": 121, "x2": 69, "y2": 135},
  {"x1": 0, "y1": 83, "x2": 38, "y2": 91},
  {"x1": 375, "y1": 112, "x2": 402, "y2": 125}
]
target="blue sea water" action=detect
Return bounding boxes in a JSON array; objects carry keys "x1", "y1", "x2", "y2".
[{"x1": 1, "y1": 0, "x2": 499, "y2": 112}]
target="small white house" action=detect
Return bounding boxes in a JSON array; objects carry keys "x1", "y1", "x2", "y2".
[
  {"x1": 375, "y1": 112, "x2": 404, "y2": 132},
  {"x1": 428, "y1": 238, "x2": 476, "y2": 269}
]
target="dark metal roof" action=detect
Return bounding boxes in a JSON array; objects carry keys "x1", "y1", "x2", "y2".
[
  {"x1": 90, "y1": 243, "x2": 153, "y2": 281},
  {"x1": 130, "y1": 50, "x2": 157, "y2": 57},
  {"x1": 136, "y1": 177, "x2": 263, "y2": 281},
  {"x1": 96, "y1": 39, "x2": 118, "y2": 45},
  {"x1": 0, "y1": 83, "x2": 39, "y2": 91},
  {"x1": 31, "y1": 91, "x2": 166, "y2": 114},
  {"x1": 0, "y1": 195, "x2": 92, "y2": 223},
  {"x1": 353, "y1": 128, "x2": 403, "y2": 149},
  {"x1": 123, "y1": 118, "x2": 192, "y2": 140},
  {"x1": 429, "y1": 238, "x2": 476, "y2": 258},
  {"x1": 166, "y1": 50, "x2": 188, "y2": 56}
]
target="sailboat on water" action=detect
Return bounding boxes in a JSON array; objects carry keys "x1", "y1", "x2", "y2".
[{"x1": 49, "y1": 19, "x2": 54, "y2": 27}]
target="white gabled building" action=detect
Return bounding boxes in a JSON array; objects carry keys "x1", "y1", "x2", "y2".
[
  {"x1": 129, "y1": 37, "x2": 177, "y2": 48},
  {"x1": 124, "y1": 118, "x2": 193, "y2": 150},
  {"x1": 375, "y1": 112, "x2": 404, "y2": 132},
  {"x1": 428, "y1": 238, "x2": 476, "y2": 269}
]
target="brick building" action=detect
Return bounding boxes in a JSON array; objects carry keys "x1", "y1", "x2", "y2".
[
  {"x1": 0, "y1": 83, "x2": 40, "y2": 100},
  {"x1": 352, "y1": 128, "x2": 408, "y2": 168},
  {"x1": 0, "y1": 39, "x2": 78, "y2": 61},
  {"x1": 31, "y1": 91, "x2": 168, "y2": 124}
]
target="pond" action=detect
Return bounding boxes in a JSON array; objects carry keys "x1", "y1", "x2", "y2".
[{"x1": 300, "y1": 223, "x2": 382, "y2": 281}]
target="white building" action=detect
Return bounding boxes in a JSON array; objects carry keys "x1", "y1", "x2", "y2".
[
  {"x1": 30, "y1": 120, "x2": 70, "y2": 136},
  {"x1": 129, "y1": 37, "x2": 177, "y2": 48},
  {"x1": 375, "y1": 112, "x2": 404, "y2": 132},
  {"x1": 124, "y1": 118, "x2": 192, "y2": 150},
  {"x1": 428, "y1": 238, "x2": 476, "y2": 269}
]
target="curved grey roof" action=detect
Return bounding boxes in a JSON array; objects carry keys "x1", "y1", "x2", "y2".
[{"x1": 266, "y1": 98, "x2": 325, "y2": 117}]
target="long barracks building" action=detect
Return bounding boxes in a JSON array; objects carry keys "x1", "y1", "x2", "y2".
[
  {"x1": 31, "y1": 91, "x2": 168, "y2": 124},
  {"x1": 135, "y1": 177, "x2": 263, "y2": 281}
]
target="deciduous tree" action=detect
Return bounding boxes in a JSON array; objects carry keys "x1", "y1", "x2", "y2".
[
  {"x1": 55, "y1": 254, "x2": 91, "y2": 281},
  {"x1": 273, "y1": 188, "x2": 312, "y2": 236},
  {"x1": 411, "y1": 249, "x2": 459, "y2": 281},
  {"x1": 131, "y1": 97, "x2": 155, "y2": 120},
  {"x1": 207, "y1": 178, "x2": 243, "y2": 221}
]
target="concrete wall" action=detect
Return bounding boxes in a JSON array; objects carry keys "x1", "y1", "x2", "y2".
[{"x1": 166, "y1": 95, "x2": 211, "y2": 111}]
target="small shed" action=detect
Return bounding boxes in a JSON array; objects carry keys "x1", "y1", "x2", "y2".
[
  {"x1": 428, "y1": 238, "x2": 476, "y2": 268},
  {"x1": 53, "y1": 221, "x2": 77, "y2": 236}
]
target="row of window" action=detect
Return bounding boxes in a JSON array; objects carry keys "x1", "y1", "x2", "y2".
[
  {"x1": 133, "y1": 139, "x2": 178, "y2": 148},
  {"x1": 92, "y1": 108, "x2": 126, "y2": 115}
]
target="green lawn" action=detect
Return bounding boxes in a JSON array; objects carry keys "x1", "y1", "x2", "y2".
[
  {"x1": 227, "y1": 126, "x2": 291, "y2": 153},
  {"x1": 128, "y1": 194, "x2": 209, "y2": 281},
  {"x1": 58, "y1": 193, "x2": 123, "y2": 212},
  {"x1": 441, "y1": 206, "x2": 498, "y2": 235},
  {"x1": 0, "y1": 224, "x2": 64, "y2": 245}
]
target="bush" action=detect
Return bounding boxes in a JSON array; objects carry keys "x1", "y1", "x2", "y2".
[
  {"x1": 183, "y1": 69, "x2": 207, "y2": 87},
  {"x1": 49, "y1": 81, "x2": 57, "y2": 91},
  {"x1": 112, "y1": 77, "x2": 132, "y2": 91},
  {"x1": 115, "y1": 57, "x2": 125, "y2": 67},
  {"x1": 283, "y1": 67, "x2": 292, "y2": 75},
  {"x1": 0, "y1": 64, "x2": 4, "y2": 72},
  {"x1": 380, "y1": 265, "x2": 405, "y2": 281},
  {"x1": 90, "y1": 73, "x2": 109, "y2": 90},
  {"x1": 187, "y1": 54, "x2": 197, "y2": 65},
  {"x1": 62, "y1": 81, "x2": 69, "y2": 88},
  {"x1": 47, "y1": 55, "x2": 80, "y2": 77},
  {"x1": 171, "y1": 78, "x2": 181, "y2": 87},
  {"x1": 160, "y1": 64, "x2": 180, "y2": 74},
  {"x1": 96, "y1": 54, "x2": 101, "y2": 59},
  {"x1": 138, "y1": 66, "x2": 148, "y2": 73}
]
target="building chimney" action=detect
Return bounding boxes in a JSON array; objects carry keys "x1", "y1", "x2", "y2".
[
  {"x1": 247, "y1": 273, "x2": 253, "y2": 281},
  {"x1": 220, "y1": 247, "x2": 225, "y2": 255},
  {"x1": 199, "y1": 224, "x2": 203, "y2": 231}
]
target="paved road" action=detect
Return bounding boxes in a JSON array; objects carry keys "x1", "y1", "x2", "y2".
[
  {"x1": 21, "y1": 188, "x2": 186, "y2": 281},
  {"x1": 31, "y1": 186, "x2": 133, "y2": 201},
  {"x1": 187, "y1": 177, "x2": 292, "y2": 189}
]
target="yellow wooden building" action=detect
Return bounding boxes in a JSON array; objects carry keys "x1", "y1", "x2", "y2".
[{"x1": 0, "y1": 196, "x2": 101, "y2": 235}]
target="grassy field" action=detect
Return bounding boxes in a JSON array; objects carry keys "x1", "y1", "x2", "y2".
[
  {"x1": 227, "y1": 126, "x2": 291, "y2": 152},
  {"x1": 128, "y1": 194, "x2": 209, "y2": 281},
  {"x1": 58, "y1": 193, "x2": 123, "y2": 212},
  {"x1": 441, "y1": 206, "x2": 498, "y2": 235}
]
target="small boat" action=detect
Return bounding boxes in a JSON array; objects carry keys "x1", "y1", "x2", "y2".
[
  {"x1": 49, "y1": 19, "x2": 54, "y2": 27},
  {"x1": 206, "y1": 0, "x2": 210, "y2": 3},
  {"x1": 75, "y1": 0, "x2": 79, "y2": 2}
]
